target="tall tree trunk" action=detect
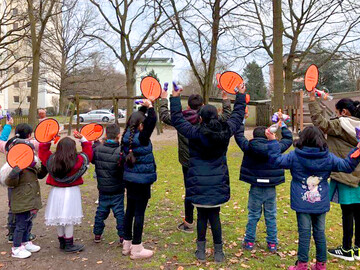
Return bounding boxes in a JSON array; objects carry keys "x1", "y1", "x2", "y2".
[
  {"x1": 272, "y1": 0, "x2": 284, "y2": 112},
  {"x1": 284, "y1": 57, "x2": 294, "y2": 93},
  {"x1": 125, "y1": 63, "x2": 136, "y2": 120},
  {"x1": 28, "y1": 50, "x2": 41, "y2": 127}
]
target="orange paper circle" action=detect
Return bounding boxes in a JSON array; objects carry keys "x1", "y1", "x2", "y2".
[
  {"x1": 80, "y1": 123, "x2": 104, "y2": 141},
  {"x1": 34, "y1": 118, "x2": 60, "y2": 143},
  {"x1": 304, "y1": 64, "x2": 319, "y2": 92},
  {"x1": 140, "y1": 76, "x2": 161, "y2": 100},
  {"x1": 7, "y1": 143, "x2": 34, "y2": 169},
  {"x1": 219, "y1": 71, "x2": 244, "y2": 95}
]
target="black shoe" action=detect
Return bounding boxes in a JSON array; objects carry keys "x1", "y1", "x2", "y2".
[
  {"x1": 328, "y1": 246, "x2": 354, "y2": 261},
  {"x1": 195, "y1": 240, "x2": 206, "y2": 262},
  {"x1": 64, "y1": 237, "x2": 84, "y2": 253},
  {"x1": 58, "y1": 236, "x2": 65, "y2": 249},
  {"x1": 177, "y1": 221, "x2": 194, "y2": 233},
  {"x1": 214, "y1": 243, "x2": 225, "y2": 263}
]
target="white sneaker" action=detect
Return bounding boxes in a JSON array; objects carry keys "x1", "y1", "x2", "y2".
[
  {"x1": 95, "y1": 199, "x2": 99, "y2": 204},
  {"x1": 24, "y1": 241, "x2": 41, "y2": 253},
  {"x1": 12, "y1": 246, "x2": 31, "y2": 259}
]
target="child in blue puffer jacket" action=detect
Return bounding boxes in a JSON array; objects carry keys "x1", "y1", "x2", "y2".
[{"x1": 266, "y1": 126, "x2": 360, "y2": 270}]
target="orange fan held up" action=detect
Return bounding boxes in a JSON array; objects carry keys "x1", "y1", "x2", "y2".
[
  {"x1": 34, "y1": 118, "x2": 60, "y2": 144},
  {"x1": 140, "y1": 76, "x2": 162, "y2": 101},
  {"x1": 7, "y1": 143, "x2": 35, "y2": 170},
  {"x1": 304, "y1": 64, "x2": 333, "y2": 101},
  {"x1": 80, "y1": 123, "x2": 104, "y2": 141},
  {"x1": 217, "y1": 71, "x2": 250, "y2": 104}
]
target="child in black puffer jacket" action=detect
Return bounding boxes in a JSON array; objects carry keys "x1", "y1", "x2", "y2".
[{"x1": 235, "y1": 122, "x2": 292, "y2": 252}]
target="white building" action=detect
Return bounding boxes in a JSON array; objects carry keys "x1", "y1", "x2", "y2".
[{"x1": 135, "y1": 57, "x2": 175, "y2": 96}]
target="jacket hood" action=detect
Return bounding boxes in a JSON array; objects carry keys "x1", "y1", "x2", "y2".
[
  {"x1": 295, "y1": 146, "x2": 329, "y2": 171},
  {"x1": 339, "y1": 117, "x2": 360, "y2": 139},
  {"x1": 248, "y1": 138, "x2": 269, "y2": 158},
  {"x1": 182, "y1": 109, "x2": 199, "y2": 125}
]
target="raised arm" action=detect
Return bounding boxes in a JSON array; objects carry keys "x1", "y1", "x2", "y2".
[
  {"x1": 308, "y1": 100, "x2": 342, "y2": 136},
  {"x1": 234, "y1": 124, "x2": 250, "y2": 152},
  {"x1": 279, "y1": 126, "x2": 293, "y2": 153},
  {"x1": 170, "y1": 96, "x2": 201, "y2": 139},
  {"x1": 0, "y1": 124, "x2": 11, "y2": 141},
  {"x1": 218, "y1": 92, "x2": 232, "y2": 121},
  {"x1": 39, "y1": 142, "x2": 53, "y2": 165},
  {"x1": 267, "y1": 139, "x2": 294, "y2": 169},
  {"x1": 139, "y1": 107, "x2": 157, "y2": 145},
  {"x1": 226, "y1": 93, "x2": 246, "y2": 135},
  {"x1": 331, "y1": 149, "x2": 360, "y2": 173},
  {"x1": 159, "y1": 98, "x2": 172, "y2": 126}
]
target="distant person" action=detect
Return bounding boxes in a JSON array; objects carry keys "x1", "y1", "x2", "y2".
[
  {"x1": 265, "y1": 126, "x2": 360, "y2": 270},
  {"x1": 159, "y1": 88, "x2": 231, "y2": 233},
  {"x1": 92, "y1": 124, "x2": 125, "y2": 244},
  {"x1": 38, "y1": 109, "x2": 47, "y2": 122}
]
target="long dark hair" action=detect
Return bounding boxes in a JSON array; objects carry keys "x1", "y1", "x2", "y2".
[
  {"x1": 120, "y1": 109, "x2": 146, "y2": 168},
  {"x1": 47, "y1": 137, "x2": 78, "y2": 178},
  {"x1": 336, "y1": 98, "x2": 360, "y2": 118},
  {"x1": 294, "y1": 126, "x2": 328, "y2": 151},
  {"x1": 199, "y1": 104, "x2": 230, "y2": 142},
  {"x1": 6, "y1": 123, "x2": 33, "y2": 151}
]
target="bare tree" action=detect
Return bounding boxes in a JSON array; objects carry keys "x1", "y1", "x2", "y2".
[
  {"x1": 0, "y1": 0, "x2": 31, "y2": 91},
  {"x1": 27, "y1": 0, "x2": 59, "y2": 127},
  {"x1": 41, "y1": 0, "x2": 97, "y2": 114},
  {"x1": 241, "y1": 0, "x2": 360, "y2": 96},
  {"x1": 87, "y1": 0, "x2": 173, "y2": 117},
  {"x1": 158, "y1": 0, "x2": 248, "y2": 104}
]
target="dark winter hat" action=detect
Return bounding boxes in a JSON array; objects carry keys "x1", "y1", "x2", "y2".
[{"x1": 199, "y1": 104, "x2": 218, "y2": 124}]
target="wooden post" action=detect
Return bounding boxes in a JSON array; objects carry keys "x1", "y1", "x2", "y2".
[
  {"x1": 113, "y1": 95, "x2": 119, "y2": 124},
  {"x1": 299, "y1": 90, "x2": 304, "y2": 131},
  {"x1": 76, "y1": 95, "x2": 80, "y2": 131},
  {"x1": 68, "y1": 98, "x2": 75, "y2": 136}
]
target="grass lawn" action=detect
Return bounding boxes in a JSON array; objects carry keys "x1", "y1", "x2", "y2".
[{"x1": 83, "y1": 139, "x2": 360, "y2": 270}]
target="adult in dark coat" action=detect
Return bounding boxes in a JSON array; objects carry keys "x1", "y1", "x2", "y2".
[{"x1": 170, "y1": 85, "x2": 246, "y2": 263}]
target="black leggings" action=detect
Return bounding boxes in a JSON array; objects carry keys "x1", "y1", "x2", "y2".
[
  {"x1": 123, "y1": 197, "x2": 149, "y2": 245},
  {"x1": 341, "y1": 203, "x2": 360, "y2": 250},
  {"x1": 182, "y1": 166, "x2": 194, "y2": 224},
  {"x1": 197, "y1": 207, "x2": 222, "y2": 244}
]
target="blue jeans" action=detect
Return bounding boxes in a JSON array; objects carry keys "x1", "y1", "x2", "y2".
[
  {"x1": 296, "y1": 212, "x2": 327, "y2": 263},
  {"x1": 93, "y1": 193, "x2": 124, "y2": 237},
  {"x1": 13, "y1": 211, "x2": 33, "y2": 247},
  {"x1": 245, "y1": 186, "x2": 277, "y2": 244}
]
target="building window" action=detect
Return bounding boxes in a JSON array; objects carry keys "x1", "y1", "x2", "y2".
[
  {"x1": 14, "y1": 67, "x2": 19, "y2": 73},
  {"x1": 13, "y1": 96, "x2": 20, "y2": 103},
  {"x1": 27, "y1": 81, "x2": 31, "y2": 88},
  {"x1": 27, "y1": 96, "x2": 31, "y2": 103},
  {"x1": 13, "y1": 8, "x2": 18, "y2": 16},
  {"x1": 14, "y1": 82, "x2": 19, "y2": 88},
  {"x1": 13, "y1": 23, "x2": 18, "y2": 30}
]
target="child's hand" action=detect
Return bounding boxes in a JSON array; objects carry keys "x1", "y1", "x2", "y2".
[
  {"x1": 172, "y1": 86, "x2": 182, "y2": 97},
  {"x1": 73, "y1": 130, "x2": 83, "y2": 139},
  {"x1": 142, "y1": 99, "x2": 153, "y2": 108},
  {"x1": 221, "y1": 91, "x2": 228, "y2": 100},
  {"x1": 265, "y1": 128, "x2": 276, "y2": 140},
  {"x1": 309, "y1": 89, "x2": 316, "y2": 101},
  {"x1": 161, "y1": 88, "x2": 168, "y2": 99}
]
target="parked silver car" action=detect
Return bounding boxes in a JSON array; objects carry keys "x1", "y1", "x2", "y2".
[{"x1": 73, "y1": 110, "x2": 115, "y2": 123}]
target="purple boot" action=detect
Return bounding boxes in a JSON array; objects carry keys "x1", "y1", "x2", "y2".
[
  {"x1": 288, "y1": 261, "x2": 308, "y2": 270},
  {"x1": 310, "y1": 262, "x2": 326, "y2": 270}
]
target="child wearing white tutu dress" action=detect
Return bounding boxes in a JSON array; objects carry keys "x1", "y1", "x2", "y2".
[{"x1": 39, "y1": 131, "x2": 92, "y2": 252}]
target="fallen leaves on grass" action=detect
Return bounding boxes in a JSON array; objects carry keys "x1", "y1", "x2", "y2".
[{"x1": 96, "y1": 261, "x2": 103, "y2": 264}]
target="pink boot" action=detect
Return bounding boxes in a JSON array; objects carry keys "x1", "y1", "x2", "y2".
[
  {"x1": 311, "y1": 262, "x2": 326, "y2": 270},
  {"x1": 288, "y1": 261, "x2": 308, "y2": 270},
  {"x1": 130, "y1": 243, "x2": 153, "y2": 260},
  {"x1": 122, "y1": 240, "x2": 131, "y2": 256}
]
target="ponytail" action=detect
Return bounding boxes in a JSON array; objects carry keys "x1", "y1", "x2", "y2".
[
  {"x1": 335, "y1": 98, "x2": 360, "y2": 119},
  {"x1": 125, "y1": 126, "x2": 136, "y2": 168}
]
